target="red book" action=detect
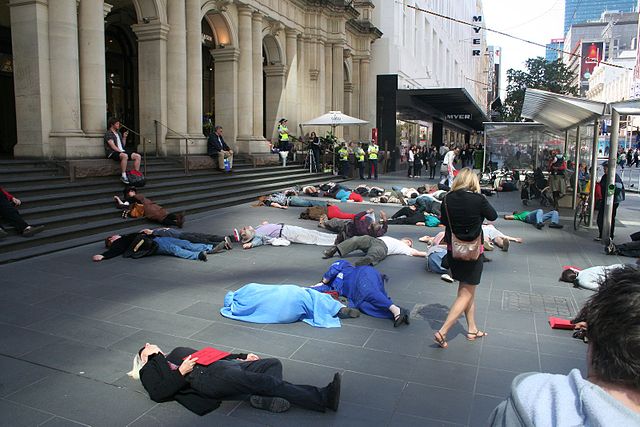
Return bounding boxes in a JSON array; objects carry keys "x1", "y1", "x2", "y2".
[
  {"x1": 185, "y1": 347, "x2": 231, "y2": 366},
  {"x1": 549, "y1": 317, "x2": 574, "y2": 330}
]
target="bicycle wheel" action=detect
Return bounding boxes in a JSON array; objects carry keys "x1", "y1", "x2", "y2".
[
  {"x1": 573, "y1": 206, "x2": 581, "y2": 230},
  {"x1": 582, "y1": 208, "x2": 590, "y2": 227}
]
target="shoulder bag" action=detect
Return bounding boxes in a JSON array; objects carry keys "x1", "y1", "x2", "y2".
[{"x1": 444, "y1": 196, "x2": 482, "y2": 261}]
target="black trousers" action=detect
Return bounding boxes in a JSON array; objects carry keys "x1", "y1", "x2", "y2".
[
  {"x1": 188, "y1": 359, "x2": 327, "y2": 412},
  {"x1": 0, "y1": 196, "x2": 28, "y2": 232},
  {"x1": 615, "y1": 240, "x2": 640, "y2": 257},
  {"x1": 596, "y1": 202, "x2": 619, "y2": 239},
  {"x1": 368, "y1": 159, "x2": 378, "y2": 179},
  {"x1": 357, "y1": 161, "x2": 365, "y2": 179}
]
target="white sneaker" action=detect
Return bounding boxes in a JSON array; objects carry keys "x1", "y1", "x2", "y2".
[
  {"x1": 121, "y1": 176, "x2": 130, "y2": 184},
  {"x1": 441, "y1": 273, "x2": 454, "y2": 283}
]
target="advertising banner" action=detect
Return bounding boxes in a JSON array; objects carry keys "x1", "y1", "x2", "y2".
[{"x1": 580, "y1": 41, "x2": 603, "y2": 82}]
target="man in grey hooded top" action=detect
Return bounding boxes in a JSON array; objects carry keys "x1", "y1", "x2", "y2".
[{"x1": 489, "y1": 265, "x2": 640, "y2": 426}]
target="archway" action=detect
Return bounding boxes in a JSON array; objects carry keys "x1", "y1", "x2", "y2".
[
  {"x1": 106, "y1": 5, "x2": 138, "y2": 149},
  {"x1": 0, "y1": 3, "x2": 15, "y2": 158},
  {"x1": 262, "y1": 34, "x2": 285, "y2": 142},
  {"x1": 202, "y1": 18, "x2": 215, "y2": 136}
]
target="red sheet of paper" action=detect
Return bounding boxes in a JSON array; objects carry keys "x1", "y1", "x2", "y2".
[
  {"x1": 562, "y1": 265, "x2": 581, "y2": 271},
  {"x1": 549, "y1": 317, "x2": 574, "y2": 330},
  {"x1": 186, "y1": 347, "x2": 231, "y2": 366}
]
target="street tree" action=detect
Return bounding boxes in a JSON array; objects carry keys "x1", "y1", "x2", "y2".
[{"x1": 503, "y1": 57, "x2": 578, "y2": 122}]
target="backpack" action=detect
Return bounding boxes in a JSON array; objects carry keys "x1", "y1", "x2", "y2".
[
  {"x1": 123, "y1": 234, "x2": 158, "y2": 259},
  {"x1": 299, "y1": 206, "x2": 327, "y2": 220},
  {"x1": 126, "y1": 170, "x2": 146, "y2": 187}
]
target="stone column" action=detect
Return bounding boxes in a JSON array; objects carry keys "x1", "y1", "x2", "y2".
[
  {"x1": 236, "y1": 5, "x2": 254, "y2": 149},
  {"x1": 351, "y1": 58, "x2": 360, "y2": 120},
  {"x1": 332, "y1": 43, "x2": 344, "y2": 112},
  {"x1": 264, "y1": 64, "x2": 286, "y2": 142},
  {"x1": 324, "y1": 42, "x2": 332, "y2": 113},
  {"x1": 49, "y1": 0, "x2": 85, "y2": 157},
  {"x1": 211, "y1": 47, "x2": 239, "y2": 151},
  {"x1": 296, "y1": 34, "x2": 306, "y2": 127},
  {"x1": 132, "y1": 22, "x2": 169, "y2": 156},
  {"x1": 79, "y1": 0, "x2": 107, "y2": 135},
  {"x1": 10, "y1": 0, "x2": 52, "y2": 158},
  {"x1": 359, "y1": 58, "x2": 371, "y2": 140},
  {"x1": 165, "y1": 0, "x2": 188, "y2": 154},
  {"x1": 186, "y1": 0, "x2": 203, "y2": 142},
  {"x1": 252, "y1": 12, "x2": 264, "y2": 138},
  {"x1": 285, "y1": 29, "x2": 298, "y2": 126}
]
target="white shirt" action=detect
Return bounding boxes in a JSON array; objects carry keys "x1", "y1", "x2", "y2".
[
  {"x1": 408, "y1": 150, "x2": 415, "y2": 162},
  {"x1": 379, "y1": 236, "x2": 414, "y2": 256},
  {"x1": 114, "y1": 131, "x2": 124, "y2": 152}
]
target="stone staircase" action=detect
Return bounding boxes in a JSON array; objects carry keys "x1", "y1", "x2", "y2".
[{"x1": 0, "y1": 156, "x2": 344, "y2": 263}]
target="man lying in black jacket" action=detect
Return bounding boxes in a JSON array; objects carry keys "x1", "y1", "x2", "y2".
[{"x1": 128, "y1": 343, "x2": 341, "y2": 415}]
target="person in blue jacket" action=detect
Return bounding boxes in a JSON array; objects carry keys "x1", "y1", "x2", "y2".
[{"x1": 311, "y1": 260, "x2": 409, "y2": 327}]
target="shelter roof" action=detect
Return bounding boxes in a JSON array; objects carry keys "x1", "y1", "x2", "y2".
[{"x1": 521, "y1": 88, "x2": 606, "y2": 131}]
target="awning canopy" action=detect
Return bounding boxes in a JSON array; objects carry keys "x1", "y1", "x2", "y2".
[
  {"x1": 396, "y1": 88, "x2": 488, "y2": 131},
  {"x1": 521, "y1": 88, "x2": 606, "y2": 131},
  {"x1": 300, "y1": 111, "x2": 368, "y2": 126},
  {"x1": 608, "y1": 99, "x2": 640, "y2": 115}
]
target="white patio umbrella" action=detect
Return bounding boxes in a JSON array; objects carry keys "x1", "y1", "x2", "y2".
[{"x1": 299, "y1": 111, "x2": 369, "y2": 173}]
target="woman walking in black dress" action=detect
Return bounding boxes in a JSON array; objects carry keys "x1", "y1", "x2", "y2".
[{"x1": 434, "y1": 168, "x2": 497, "y2": 348}]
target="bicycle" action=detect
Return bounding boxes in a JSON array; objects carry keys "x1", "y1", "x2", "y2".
[{"x1": 573, "y1": 192, "x2": 591, "y2": 230}]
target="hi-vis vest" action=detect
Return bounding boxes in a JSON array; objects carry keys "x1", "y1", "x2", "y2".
[
  {"x1": 278, "y1": 125, "x2": 289, "y2": 141},
  {"x1": 355, "y1": 147, "x2": 365, "y2": 162},
  {"x1": 368, "y1": 144, "x2": 379, "y2": 160},
  {"x1": 338, "y1": 147, "x2": 349, "y2": 161}
]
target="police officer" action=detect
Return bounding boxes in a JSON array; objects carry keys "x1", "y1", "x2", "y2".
[
  {"x1": 338, "y1": 143, "x2": 350, "y2": 178},
  {"x1": 354, "y1": 143, "x2": 366, "y2": 179},
  {"x1": 368, "y1": 140, "x2": 379, "y2": 180}
]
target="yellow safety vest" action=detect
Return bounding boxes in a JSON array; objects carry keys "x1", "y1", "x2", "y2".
[
  {"x1": 338, "y1": 147, "x2": 348, "y2": 161},
  {"x1": 355, "y1": 148, "x2": 365, "y2": 162},
  {"x1": 278, "y1": 125, "x2": 289, "y2": 141},
  {"x1": 368, "y1": 144, "x2": 379, "y2": 160}
]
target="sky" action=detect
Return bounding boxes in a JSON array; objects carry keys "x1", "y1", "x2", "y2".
[{"x1": 483, "y1": 0, "x2": 565, "y2": 97}]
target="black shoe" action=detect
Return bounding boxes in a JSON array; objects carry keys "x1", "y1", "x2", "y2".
[
  {"x1": 323, "y1": 246, "x2": 338, "y2": 259},
  {"x1": 548, "y1": 223, "x2": 563, "y2": 229},
  {"x1": 354, "y1": 256, "x2": 374, "y2": 267},
  {"x1": 605, "y1": 242, "x2": 617, "y2": 255},
  {"x1": 210, "y1": 241, "x2": 226, "y2": 254},
  {"x1": 22, "y1": 225, "x2": 45, "y2": 237},
  {"x1": 501, "y1": 239, "x2": 510, "y2": 252},
  {"x1": 198, "y1": 251, "x2": 208, "y2": 262},
  {"x1": 393, "y1": 308, "x2": 410, "y2": 327},
  {"x1": 337, "y1": 307, "x2": 360, "y2": 319},
  {"x1": 535, "y1": 223, "x2": 544, "y2": 230},
  {"x1": 324, "y1": 373, "x2": 341, "y2": 412},
  {"x1": 249, "y1": 395, "x2": 290, "y2": 413}
]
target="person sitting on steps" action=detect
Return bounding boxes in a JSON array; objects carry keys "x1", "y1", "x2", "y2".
[{"x1": 104, "y1": 117, "x2": 141, "y2": 184}]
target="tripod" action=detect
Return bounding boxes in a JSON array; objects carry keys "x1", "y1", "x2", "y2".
[{"x1": 303, "y1": 148, "x2": 319, "y2": 173}]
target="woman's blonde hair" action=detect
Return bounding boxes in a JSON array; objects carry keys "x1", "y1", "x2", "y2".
[
  {"x1": 127, "y1": 354, "x2": 144, "y2": 380},
  {"x1": 451, "y1": 168, "x2": 480, "y2": 193}
]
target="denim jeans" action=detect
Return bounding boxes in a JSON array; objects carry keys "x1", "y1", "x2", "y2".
[
  {"x1": 288, "y1": 196, "x2": 327, "y2": 207},
  {"x1": 154, "y1": 237, "x2": 212, "y2": 260},
  {"x1": 525, "y1": 209, "x2": 559, "y2": 225}
]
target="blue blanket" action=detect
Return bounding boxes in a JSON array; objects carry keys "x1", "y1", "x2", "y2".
[{"x1": 220, "y1": 283, "x2": 343, "y2": 328}]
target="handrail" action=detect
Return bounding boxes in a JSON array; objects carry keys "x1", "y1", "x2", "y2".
[
  {"x1": 120, "y1": 122, "x2": 154, "y2": 176},
  {"x1": 154, "y1": 120, "x2": 199, "y2": 175}
]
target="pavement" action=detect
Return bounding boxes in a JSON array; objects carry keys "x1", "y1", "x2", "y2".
[{"x1": 1, "y1": 171, "x2": 639, "y2": 427}]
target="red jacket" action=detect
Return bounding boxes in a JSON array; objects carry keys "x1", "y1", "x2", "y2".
[{"x1": 1, "y1": 187, "x2": 14, "y2": 202}]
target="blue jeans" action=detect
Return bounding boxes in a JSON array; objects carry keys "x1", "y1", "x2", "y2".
[
  {"x1": 525, "y1": 209, "x2": 559, "y2": 225},
  {"x1": 288, "y1": 196, "x2": 327, "y2": 207},
  {"x1": 154, "y1": 237, "x2": 212, "y2": 260}
]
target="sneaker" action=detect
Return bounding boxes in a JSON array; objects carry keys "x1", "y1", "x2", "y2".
[
  {"x1": 502, "y1": 239, "x2": 510, "y2": 252},
  {"x1": 323, "y1": 246, "x2": 338, "y2": 259},
  {"x1": 605, "y1": 242, "x2": 616, "y2": 255},
  {"x1": 210, "y1": 241, "x2": 226, "y2": 254},
  {"x1": 121, "y1": 176, "x2": 130, "y2": 184},
  {"x1": 548, "y1": 223, "x2": 563, "y2": 229},
  {"x1": 337, "y1": 307, "x2": 361, "y2": 319},
  {"x1": 224, "y1": 236, "x2": 233, "y2": 250},
  {"x1": 198, "y1": 251, "x2": 208, "y2": 262},
  {"x1": 22, "y1": 225, "x2": 45, "y2": 237},
  {"x1": 324, "y1": 373, "x2": 341, "y2": 412},
  {"x1": 440, "y1": 273, "x2": 454, "y2": 283},
  {"x1": 233, "y1": 228, "x2": 240, "y2": 242},
  {"x1": 249, "y1": 395, "x2": 290, "y2": 413},
  {"x1": 535, "y1": 222, "x2": 544, "y2": 230},
  {"x1": 594, "y1": 237, "x2": 602, "y2": 242},
  {"x1": 483, "y1": 241, "x2": 494, "y2": 251}
]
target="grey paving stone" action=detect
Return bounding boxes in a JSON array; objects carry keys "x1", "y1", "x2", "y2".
[
  {"x1": 340, "y1": 371, "x2": 405, "y2": 412},
  {"x1": 34, "y1": 293, "x2": 134, "y2": 321},
  {"x1": 479, "y1": 329, "x2": 538, "y2": 353},
  {"x1": 108, "y1": 330, "x2": 231, "y2": 356},
  {"x1": 484, "y1": 310, "x2": 536, "y2": 333},
  {"x1": 0, "y1": 355, "x2": 57, "y2": 398},
  {"x1": 395, "y1": 382, "x2": 473, "y2": 425},
  {"x1": 538, "y1": 333, "x2": 588, "y2": 359},
  {"x1": 39, "y1": 416, "x2": 89, "y2": 426},
  {"x1": 410, "y1": 357, "x2": 478, "y2": 392},
  {"x1": 6, "y1": 373, "x2": 155, "y2": 427},
  {"x1": 0, "y1": 299, "x2": 58, "y2": 327},
  {"x1": 363, "y1": 328, "x2": 428, "y2": 357},
  {"x1": 128, "y1": 402, "x2": 263, "y2": 427},
  {"x1": 420, "y1": 339, "x2": 483, "y2": 366},
  {"x1": 540, "y1": 354, "x2": 587, "y2": 376},
  {"x1": 21, "y1": 339, "x2": 131, "y2": 384},
  {"x1": 389, "y1": 413, "x2": 464, "y2": 426},
  {"x1": 0, "y1": 323, "x2": 61, "y2": 357},
  {"x1": 85, "y1": 284, "x2": 200, "y2": 314},
  {"x1": 105, "y1": 307, "x2": 211, "y2": 338},
  {"x1": 192, "y1": 322, "x2": 307, "y2": 358},
  {"x1": 0, "y1": 283, "x2": 64, "y2": 305},
  {"x1": 0, "y1": 399, "x2": 53, "y2": 427},
  {"x1": 263, "y1": 321, "x2": 375, "y2": 347},
  {"x1": 468, "y1": 394, "x2": 503, "y2": 427},
  {"x1": 479, "y1": 345, "x2": 540, "y2": 373},
  {"x1": 26, "y1": 313, "x2": 140, "y2": 348},
  {"x1": 474, "y1": 367, "x2": 519, "y2": 398}
]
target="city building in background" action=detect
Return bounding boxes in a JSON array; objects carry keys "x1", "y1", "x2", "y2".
[
  {"x1": 545, "y1": 38, "x2": 565, "y2": 62},
  {"x1": 564, "y1": 0, "x2": 636, "y2": 35},
  {"x1": 0, "y1": 0, "x2": 380, "y2": 159},
  {"x1": 370, "y1": 0, "x2": 488, "y2": 170},
  {"x1": 564, "y1": 11, "x2": 638, "y2": 95}
]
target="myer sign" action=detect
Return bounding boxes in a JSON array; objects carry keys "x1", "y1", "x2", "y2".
[
  {"x1": 472, "y1": 15, "x2": 482, "y2": 56},
  {"x1": 446, "y1": 114, "x2": 472, "y2": 120}
]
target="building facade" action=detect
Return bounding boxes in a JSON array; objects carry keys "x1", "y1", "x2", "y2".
[
  {"x1": 0, "y1": 0, "x2": 380, "y2": 159},
  {"x1": 545, "y1": 38, "x2": 565, "y2": 62},
  {"x1": 564, "y1": 0, "x2": 636, "y2": 35},
  {"x1": 369, "y1": 0, "x2": 488, "y2": 153},
  {"x1": 585, "y1": 50, "x2": 635, "y2": 102}
]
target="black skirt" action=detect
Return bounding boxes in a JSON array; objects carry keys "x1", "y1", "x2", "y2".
[{"x1": 447, "y1": 251, "x2": 483, "y2": 285}]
